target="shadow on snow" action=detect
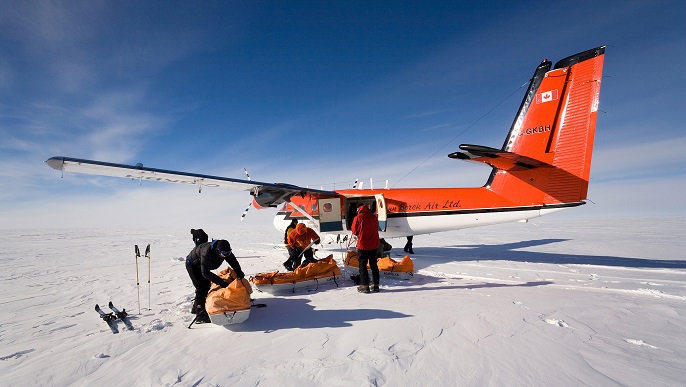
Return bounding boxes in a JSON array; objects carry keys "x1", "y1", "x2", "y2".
[
  {"x1": 226, "y1": 297, "x2": 410, "y2": 332},
  {"x1": 405, "y1": 238, "x2": 686, "y2": 270},
  {"x1": 230, "y1": 279, "x2": 553, "y2": 332}
]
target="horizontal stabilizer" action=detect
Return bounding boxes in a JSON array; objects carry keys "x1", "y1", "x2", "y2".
[{"x1": 448, "y1": 144, "x2": 553, "y2": 171}]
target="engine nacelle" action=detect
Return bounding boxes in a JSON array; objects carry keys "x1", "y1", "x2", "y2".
[
  {"x1": 250, "y1": 186, "x2": 297, "y2": 209},
  {"x1": 251, "y1": 194, "x2": 277, "y2": 209}
]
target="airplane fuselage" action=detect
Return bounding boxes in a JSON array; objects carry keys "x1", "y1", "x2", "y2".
[{"x1": 273, "y1": 186, "x2": 582, "y2": 241}]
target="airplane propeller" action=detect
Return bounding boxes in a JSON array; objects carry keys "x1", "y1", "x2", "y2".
[{"x1": 240, "y1": 168, "x2": 252, "y2": 221}]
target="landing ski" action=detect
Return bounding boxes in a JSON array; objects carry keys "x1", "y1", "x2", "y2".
[
  {"x1": 95, "y1": 304, "x2": 119, "y2": 334},
  {"x1": 108, "y1": 301, "x2": 134, "y2": 331}
]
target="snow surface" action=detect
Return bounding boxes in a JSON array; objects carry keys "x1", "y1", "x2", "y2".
[{"x1": 1, "y1": 216, "x2": 685, "y2": 386}]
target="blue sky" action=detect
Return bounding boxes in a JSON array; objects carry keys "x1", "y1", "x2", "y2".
[{"x1": 1, "y1": 1, "x2": 684, "y2": 229}]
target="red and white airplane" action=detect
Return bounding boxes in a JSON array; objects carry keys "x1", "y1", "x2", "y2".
[{"x1": 47, "y1": 46, "x2": 605, "y2": 241}]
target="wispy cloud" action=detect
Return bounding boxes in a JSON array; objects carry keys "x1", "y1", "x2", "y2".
[
  {"x1": 404, "y1": 108, "x2": 457, "y2": 119},
  {"x1": 419, "y1": 123, "x2": 452, "y2": 132},
  {"x1": 591, "y1": 136, "x2": 686, "y2": 181}
]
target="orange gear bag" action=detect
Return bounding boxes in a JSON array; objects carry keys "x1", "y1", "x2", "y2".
[{"x1": 205, "y1": 267, "x2": 253, "y2": 315}]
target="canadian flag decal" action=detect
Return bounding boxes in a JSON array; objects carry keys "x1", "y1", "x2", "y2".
[{"x1": 536, "y1": 89, "x2": 559, "y2": 104}]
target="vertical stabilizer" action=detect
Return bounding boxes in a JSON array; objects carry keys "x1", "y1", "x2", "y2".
[{"x1": 489, "y1": 46, "x2": 605, "y2": 205}]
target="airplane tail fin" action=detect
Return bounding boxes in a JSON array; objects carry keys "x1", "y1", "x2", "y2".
[{"x1": 451, "y1": 46, "x2": 605, "y2": 205}]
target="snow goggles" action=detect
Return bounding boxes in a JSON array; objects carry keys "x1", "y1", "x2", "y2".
[{"x1": 219, "y1": 249, "x2": 232, "y2": 257}]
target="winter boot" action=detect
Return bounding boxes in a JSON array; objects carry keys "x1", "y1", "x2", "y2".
[
  {"x1": 372, "y1": 284, "x2": 380, "y2": 292},
  {"x1": 357, "y1": 285, "x2": 370, "y2": 294},
  {"x1": 195, "y1": 311, "x2": 211, "y2": 324},
  {"x1": 194, "y1": 301, "x2": 211, "y2": 323},
  {"x1": 190, "y1": 299, "x2": 199, "y2": 314}
]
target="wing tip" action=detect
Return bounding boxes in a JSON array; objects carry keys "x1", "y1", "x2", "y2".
[{"x1": 46, "y1": 156, "x2": 66, "y2": 171}]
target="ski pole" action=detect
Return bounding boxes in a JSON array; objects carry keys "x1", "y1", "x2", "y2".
[
  {"x1": 135, "y1": 245, "x2": 141, "y2": 315},
  {"x1": 146, "y1": 244, "x2": 151, "y2": 311},
  {"x1": 298, "y1": 240, "x2": 317, "y2": 260},
  {"x1": 188, "y1": 314, "x2": 200, "y2": 329}
]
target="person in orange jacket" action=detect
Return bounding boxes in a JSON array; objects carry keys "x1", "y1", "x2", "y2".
[
  {"x1": 351, "y1": 204, "x2": 380, "y2": 293},
  {"x1": 284, "y1": 223, "x2": 320, "y2": 270}
]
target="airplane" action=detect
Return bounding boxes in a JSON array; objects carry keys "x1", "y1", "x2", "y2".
[{"x1": 46, "y1": 45, "x2": 606, "y2": 243}]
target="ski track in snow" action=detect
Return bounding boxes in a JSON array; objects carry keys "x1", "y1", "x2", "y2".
[{"x1": 0, "y1": 349, "x2": 35, "y2": 361}]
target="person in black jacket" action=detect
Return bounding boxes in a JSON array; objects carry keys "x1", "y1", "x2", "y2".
[{"x1": 185, "y1": 239, "x2": 245, "y2": 323}]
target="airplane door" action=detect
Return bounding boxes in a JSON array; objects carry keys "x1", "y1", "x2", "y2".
[
  {"x1": 318, "y1": 198, "x2": 343, "y2": 232},
  {"x1": 375, "y1": 194, "x2": 387, "y2": 232}
]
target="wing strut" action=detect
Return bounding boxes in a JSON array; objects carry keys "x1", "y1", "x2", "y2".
[{"x1": 288, "y1": 201, "x2": 318, "y2": 225}]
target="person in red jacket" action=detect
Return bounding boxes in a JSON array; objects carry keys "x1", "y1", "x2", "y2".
[{"x1": 351, "y1": 204, "x2": 380, "y2": 293}]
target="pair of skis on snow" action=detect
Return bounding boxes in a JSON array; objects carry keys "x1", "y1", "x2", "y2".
[
  {"x1": 94, "y1": 244, "x2": 150, "y2": 334},
  {"x1": 95, "y1": 302, "x2": 134, "y2": 334}
]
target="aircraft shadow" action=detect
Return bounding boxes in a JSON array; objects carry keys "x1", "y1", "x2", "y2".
[
  {"x1": 403, "y1": 238, "x2": 686, "y2": 270},
  {"x1": 226, "y1": 297, "x2": 411, "y2": 333},
  {"x1": 379, "y1": 280, "x2": 553, "y2": 293}
]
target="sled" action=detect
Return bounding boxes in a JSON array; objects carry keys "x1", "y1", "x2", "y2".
[
  {"x1": 250, "y1": 255, "x2": 342, "y2": 294},
  {"x1": 208, "y1": 309, "x2": 251, "y2": 325},
  {"x1": 344, "y1": 251, "x2": 414, "y2": 280},
  {"x1": 205, "y1": 268, "x2": 253, "y2": 325}
]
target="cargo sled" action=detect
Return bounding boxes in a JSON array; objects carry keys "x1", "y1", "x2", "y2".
[
  {"x1": 344, "y1": 251, "x2": 414, "y2": 280},
  {"x1": 205, "y1": 268, "x2": 253, "y2": 325},
  {"x1": 250, "y1": 255, "x2": 342, "y2": 294}
]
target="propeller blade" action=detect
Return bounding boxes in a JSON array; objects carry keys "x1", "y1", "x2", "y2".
[{"x1": 240, "y1": 167, "x2": 252, "y2": 220}]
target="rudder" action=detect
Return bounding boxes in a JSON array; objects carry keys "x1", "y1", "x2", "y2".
[{"x1": 490, "y1": 46, "x2": 605, "y2": 205}]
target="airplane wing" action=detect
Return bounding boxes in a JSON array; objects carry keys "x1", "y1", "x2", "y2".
[
  {"x1": 46, "y1": 156, "x2": 337, "y2": 208},
  {"x1": 448, "y1": 144, "x2": 553, "y2": 171}
]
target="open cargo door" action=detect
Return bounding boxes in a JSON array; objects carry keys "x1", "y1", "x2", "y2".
[
  {"x1": 318, "y1": 197, "x2": 343, "y2": 232},
  {"x1": 375, "y1": 193, "x2": 387, "y2": 232}
]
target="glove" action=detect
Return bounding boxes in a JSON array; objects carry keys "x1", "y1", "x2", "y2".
[
  {"x1": 236, "y1": 270, "x2": 245, "y2": 280},
  {"x1": 219, "y1": 280, "x2": 229, "y2": 288},
  {"x1": 314, "y1": 239, "x2": 320, "y2": 245}
]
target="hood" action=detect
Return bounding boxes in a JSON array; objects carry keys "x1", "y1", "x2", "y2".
[{"x1": 357, "y1": 204, "x2": 371, "y2": 214}]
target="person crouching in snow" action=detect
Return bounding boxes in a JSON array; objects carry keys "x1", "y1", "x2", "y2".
[
  {"x1": 285, "y1": 223, "x2": 320, "y2": 270},
  {"x1": 352, "y1": 204, "x2": 380, "y2": 293},
  {"x1": 185, "y1": 239, "x2": 245, "y2": 323},
  {"x1": 190, "y1": 228, "x2": 208, "y2": 246}
]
